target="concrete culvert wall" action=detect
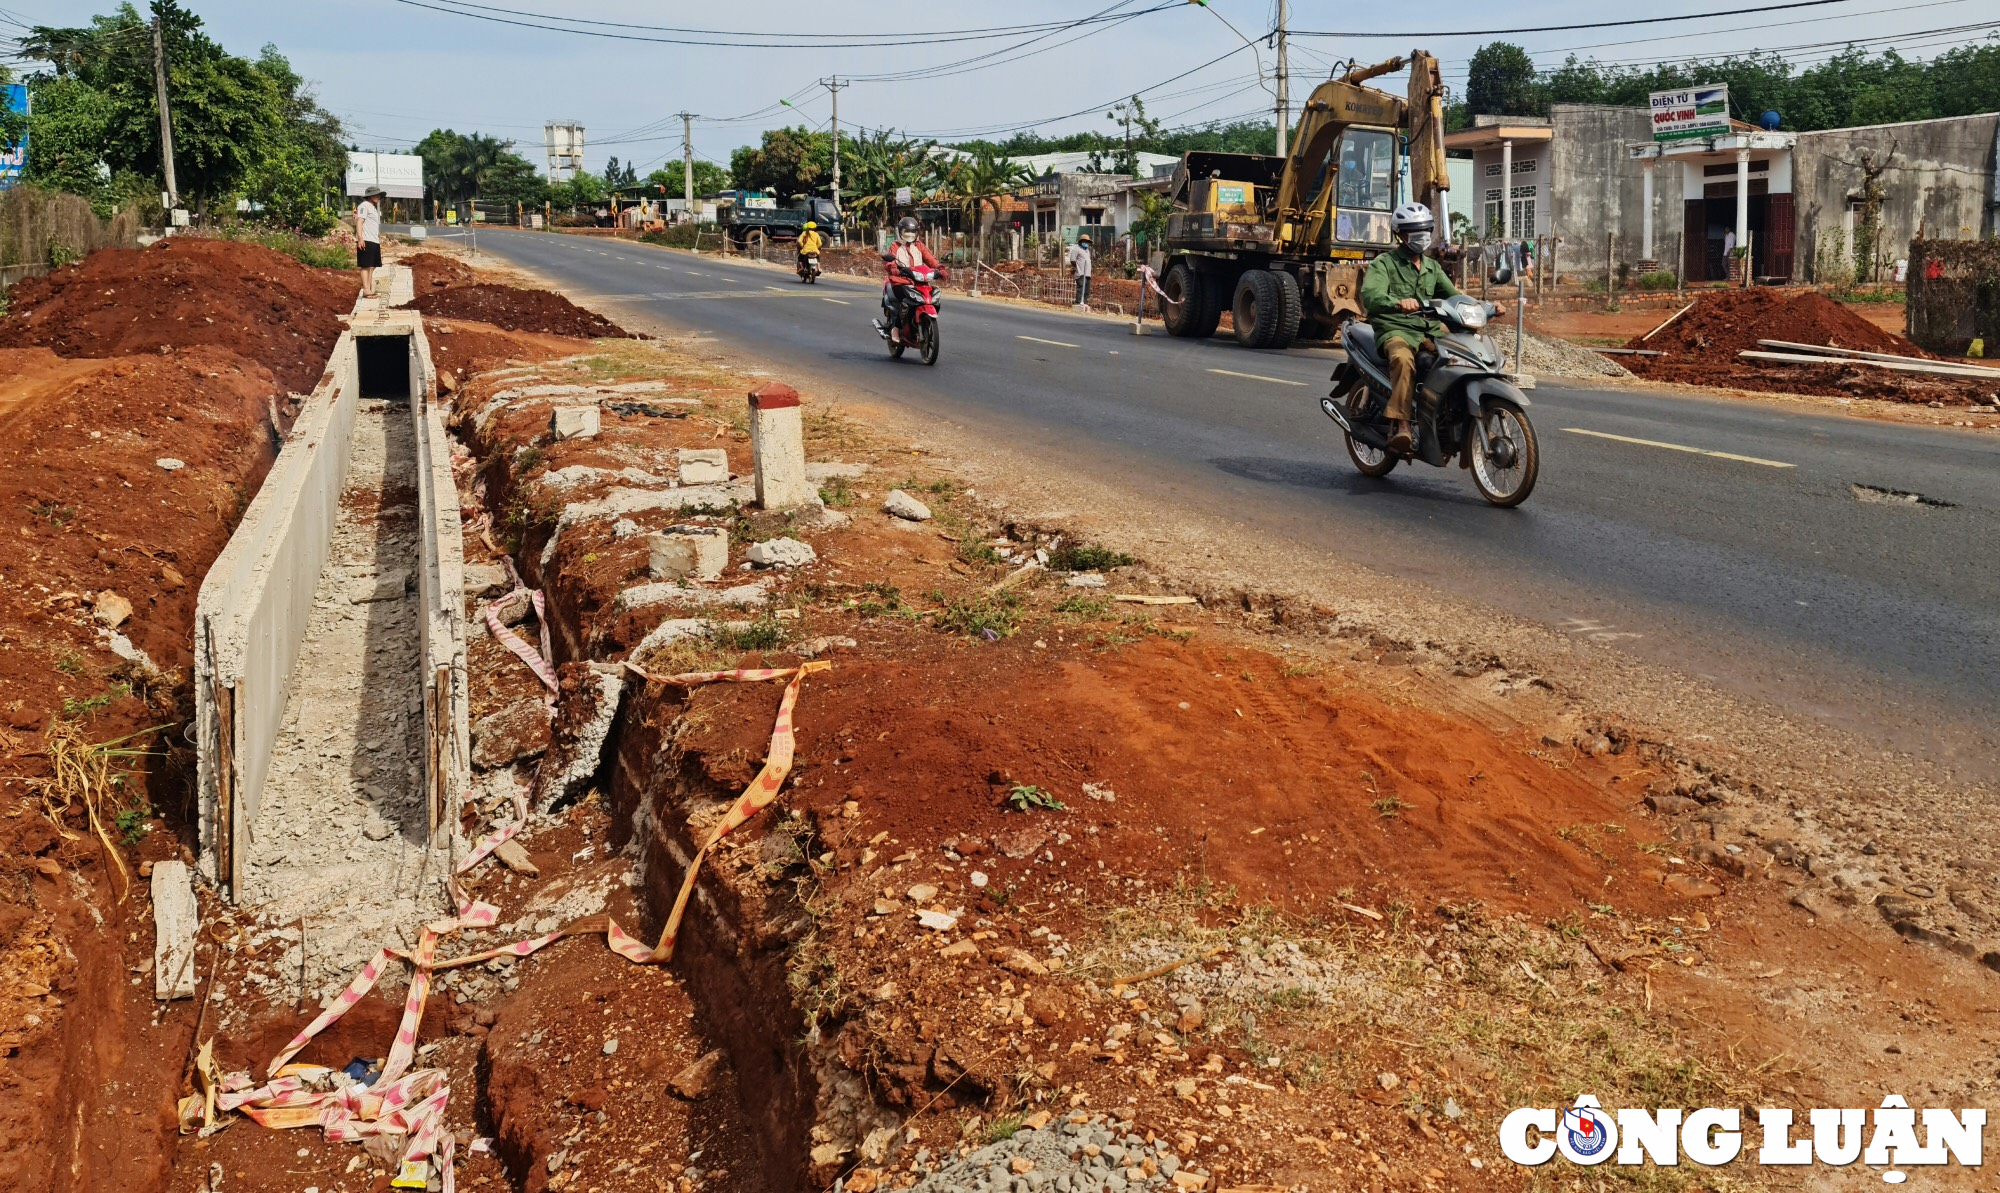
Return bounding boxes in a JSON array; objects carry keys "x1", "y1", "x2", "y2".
[{"x1": 195, "y1": 271, "x2": 468, "y2": 897}]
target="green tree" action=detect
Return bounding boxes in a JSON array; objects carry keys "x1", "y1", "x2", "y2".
[
  {"x1": 844, "y1": 127, "x2": 939, "y2": 230},
  {"x1": 1105, "y1": 95, "x2": 1163, "y2": 176},
  {"x1": 944, "y1": 147, "x2": 1033, "y2": 277},
  {"x1": 729, "y1": 125, "x2": 831, "y2": 198},
  {"x1": 602, "y1": 154, "x2": 637, "y2": 189},
  {"x1": 247, "y1": 136, "x2": 333, "y2": 232},
  {"x1": 643, "y1": 160, "x2": 730, "y2": 199},
  {"x1": 1466, "y1": 41, "x2": 1542, "y2": 116}
]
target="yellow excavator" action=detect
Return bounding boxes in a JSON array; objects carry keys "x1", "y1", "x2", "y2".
[{"x1": 1155, "y1": 52, "x2": 1449, "y2": 348}]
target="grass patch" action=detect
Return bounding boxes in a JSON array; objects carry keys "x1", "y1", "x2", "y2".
[
  {"x1": 956, "y1": 538, "x2": 1002, "y2": 567},
  {"x1": 34, "y1": 720, "x2": 163, "y2": 900},
  {"x1": 217, "y1": 225, "x2": 353, "y2": 270},
  {"x1": 61, "y1": 683, "x2": 129, "y2": 721},
  {"x1": 710, "y1": 616, "x2": 786, "y2": 651},
  {"x1": 1054, "y1": 593, "x2": 1112, "y2": 618},
  {"x1": 1047, "y1": 542, "x2": 1134, "y2": 572},
  {"x1": 852, "y1": 582, "x2": 902, "y2": 616},
  {"x1": 1372, "y1": 794, "x2": 1407, "y2": 819},
  {"x1": 934, "y1": 590, "x2": 1020, "y2": 639},
  {"x1": 1005, "y1": 784, "x2": 1067, "y2": 813},
  {"x1": 27, "y1": 499, "x2": 75, "y2": 527},
  {"x1": 818, "y1": 475, "x2": 856, "y2": 509},
  {"x1": 984, "y1": 1114, "x2": 1025, "y2": 1143}
]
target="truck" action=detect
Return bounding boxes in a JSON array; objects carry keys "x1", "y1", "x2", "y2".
[
  {"x1": 1156, "y1": 52, "x2": 1450, "y2": 349},
  {"x1": 718, "y1": 194, "x2": 841, "y2": 249}
]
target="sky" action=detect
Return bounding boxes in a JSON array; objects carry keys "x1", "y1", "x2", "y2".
[{"x1": 0, "y1": 0, "x2": 1989, "y2": 177}]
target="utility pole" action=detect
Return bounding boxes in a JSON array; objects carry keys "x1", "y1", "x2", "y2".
[
  {"x1": 821, "y1": 77, "x2": 846, "y2": 234},
  {"x1": 1273, "y1": 0, "x2": 1289, "y2": 157},
  {"x1": 676, "y1": 111, "x2": 696, "y2": 219},
  {"x1": 152, "y1": 13, "x2": 178, "y2": 207}
]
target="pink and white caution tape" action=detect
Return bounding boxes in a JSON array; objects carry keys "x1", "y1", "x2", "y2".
[
  {"x1": 1137, "y1": 263, "x2": 1181, "y2": 305},
  {"x1": 213, "y1": 662, "x2": 833, "y2": 1190},
  {"x1": 485, "y1": 557, "x2": 559, "y2": 697}
]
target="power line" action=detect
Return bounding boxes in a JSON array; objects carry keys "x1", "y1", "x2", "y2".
[
  {"x1": 380, "y1": 0, "x2": 1177, "y2": 42},
  {"x1": 1294, "y1": 0, "x2": 1890, "y2": 38},
  {"x1": 382, "y1": 0, "x2": 1182, "y2": 50}
]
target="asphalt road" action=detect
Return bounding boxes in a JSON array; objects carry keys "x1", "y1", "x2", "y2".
[{"x1": 434, "y1": 229, "x2": 2000, "y2": 779}]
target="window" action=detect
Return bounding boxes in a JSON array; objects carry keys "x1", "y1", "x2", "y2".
[
  {"x1": 1335, "y1": 128, "x2": 1396, "y2": 211},
  {"x1": 1483, "y1": 186, "x2": 1538, "y2": 239},
  {"x1": 1484, "y1": 162, "x2": 1502, "y2": 177},
  {"x1": 1486, "y1": 158, "x2": 1537, "y2": 177}
]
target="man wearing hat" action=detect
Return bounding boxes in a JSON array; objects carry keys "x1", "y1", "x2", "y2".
[
  {"x1": 1066, "y1": 231, "x2": 1093, "y2": 308},
  {"x1": 355, "y1": 185, "x2": 385, "y2": 298}
]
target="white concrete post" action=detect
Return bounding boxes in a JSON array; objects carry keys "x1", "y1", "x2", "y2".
[
  {"x1": 1735, "y1": 148, "x2": 1751, "y2": 261},
  {"x1": 747, "y1": 382, "x2": 815, "y2": 511},
  {"x1": 1500, "y1": 139, "x2": 1513, "y2": 239},
  {"x1": 1640, "y1": 158, "x2": 1657, "y2": 263}
]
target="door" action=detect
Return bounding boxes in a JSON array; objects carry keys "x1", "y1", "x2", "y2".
[
  {"x1": 1682, "y1": 200, "x2": 1705, "y2": 283},
  {"x1": 1766, "y1": 193, "x2": 1796, "y2": 281}
]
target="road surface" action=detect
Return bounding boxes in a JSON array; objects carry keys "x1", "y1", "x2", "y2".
[{"x1": 434, "y1": 229, "x2": 2000, "y2": 779}]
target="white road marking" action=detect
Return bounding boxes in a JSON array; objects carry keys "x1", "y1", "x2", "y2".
[
  {"x1": 821, "y1": 297, "x2": 850, "y2": 305},
  {"x1": 1017, "y1": 335, "x2": 1079, "y2": 348},
  {"x1": 1562, "y1": 427, "x2": 1794, "y2": 469},
  {"x1": 1558, "y1": 617, "x2": 1643, "y2": 642},
  {"x1": 1207, "y1": 368, "x2": 1306, "y2": 386}
]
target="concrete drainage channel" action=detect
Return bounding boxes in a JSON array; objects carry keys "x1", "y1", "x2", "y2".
[{"x1": 185, "y1": 268, "x2": 808, "y2": 1191}]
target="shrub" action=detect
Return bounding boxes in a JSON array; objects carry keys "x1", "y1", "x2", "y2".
[{"x1": 1637, "y1": 270, "x2": 1677, "y2": 291}]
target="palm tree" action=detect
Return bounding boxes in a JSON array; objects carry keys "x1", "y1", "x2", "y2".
[
  {"x1": 846, "y1": 128, "x2": 939, "y2": 238},
  {"x1": 951, "y1": 148, "x2": 1035, "y2": 286}
]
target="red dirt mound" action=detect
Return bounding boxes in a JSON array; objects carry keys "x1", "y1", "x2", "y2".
[
  {"x1": 422, "y1": 318, "x2": 593, "y2": 383},
  {"x1": 1620, "y1": 288, "x2": 1984, "y2": 402},
  {"x1": 404, "y1": 250, "x2": 478, "y2": 291},
  {"x1": 0, "y1": 344, "x2": 282, "y2": 1193},
  {"x1": 0, "y1": 238, "x2": 354, "y2": 392},
  {"x1": 403, "y1": 284, "x2": 633, "y2": 339},
  {"x1": 1627, "y1": 288, "x2": 1921, "y2": 359}
]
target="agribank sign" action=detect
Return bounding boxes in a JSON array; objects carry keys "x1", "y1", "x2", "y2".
[
  {"x1": 1504, "y1": 1095, "x2": 1985, "y2": 1183},
  {"x1": 0, "y1": 82, "x2": 26, "y2": 189},
  {"x1": 1649, "y1": 84, "x2": 1731, "y2": 142}
]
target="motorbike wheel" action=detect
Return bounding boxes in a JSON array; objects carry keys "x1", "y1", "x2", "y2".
[
  {"x1": 806, "y1": 271, "x2": 818, "y2": 284},
  {"x1": 1469, "y1": 399, "x2": 1540, "y2": 507},
  {"x1": 887, "y1": 329, "x2": 905, "y2": 359},
  {"x1": 919, "y1": 316, "x2": 940, "y2": 366},
  {"x1": 1343, "y1": 386, "x2": 1397, "y2": 477}
]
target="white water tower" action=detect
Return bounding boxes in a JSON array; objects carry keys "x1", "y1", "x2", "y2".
[{"x1": 545, "y1": 122, "x2": 585, "y2": 181}]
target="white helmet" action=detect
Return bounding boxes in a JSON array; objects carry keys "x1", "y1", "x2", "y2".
[{"x1": 1391, "y1": 202, "x2": 1434, "y2": 236}]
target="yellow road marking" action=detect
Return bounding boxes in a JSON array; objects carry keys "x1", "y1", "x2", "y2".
[
  {"x1": 1206, "y1": 368, "x2": 1306, "y2": 387},
  {"x1": 1562, "y1": 427, "x2": 1794, "y2": 468},
  {"x1": 1017, "y1": 335, "x2": 1079, "y2": 348}
]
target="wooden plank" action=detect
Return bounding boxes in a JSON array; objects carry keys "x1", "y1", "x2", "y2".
[
  {"x1": 1594, "y1": 348, "x2": 1665, "y2": 356},
  {"x1": 1639, "y1": 301, "x2": 1695, "y2": 342},
  {"x1": 1756, "y1": 339, "x2": 2000, "y2": 374},
  {"x1": 1738, "y1": 351, "x2": 2000, "y2": 380},
  {"x1": 215, "y1": 681, "x2": 238, "y2": 898}
]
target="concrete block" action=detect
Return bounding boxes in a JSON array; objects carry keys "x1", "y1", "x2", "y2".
[
  {"x1": 551, "y1": 405, "x2": 601, "y2": 440},
  {"x1": 882, "y1": 489, "x2": 932, "y2": 521},
  {"x1": 746, "y1": 537, "x2": 816, "y2": 569},
  {"x1": 648, "y1": 526, "x2": 729, "y2": 581},
  {"x1": 152, "y1": 859, "x2": 199, "y2": 1000},
  {"x1": 677, "y1": 448, "x2": 730, "y2": 485},
  {"x1": 747, "y1": 383, "x2": 814, "y2": 510},
  {"x1": 532, "y1": 663, "x2": 626, "y2": 811},
  {"x1": 463, "y1": 562, "x2": 509, "y2": 598}
]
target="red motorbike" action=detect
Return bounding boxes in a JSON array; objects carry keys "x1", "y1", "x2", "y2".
[{"x1": 877, "y1": 261, "x2": 943, "y2": 365}]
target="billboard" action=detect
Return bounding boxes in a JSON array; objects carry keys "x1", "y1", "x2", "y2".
[
  {"x1": 1649, "y1": 85, "x2": 1731, "y2": 143},
  {"x1": 345, "y1": 150, "x2": 425, "y2": 199},
  {"x1": 0, "y1": 83, "x2": 26, "y2": 190}
]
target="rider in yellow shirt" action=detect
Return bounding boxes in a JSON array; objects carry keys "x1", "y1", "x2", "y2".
[{"x1": 797, "y1": 221, "x2": 824, "y2": 260}]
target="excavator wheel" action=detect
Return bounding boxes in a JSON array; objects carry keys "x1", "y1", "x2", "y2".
[
  {"x1": 1232, "y1": 271, "x2": 1284, "y2": 349},
  {"x1": 1268, "y1": 271, "x2": 1304, "y2": 349},
  {"x1": 1160, "y1": 261, "x2": 1221, "y2": 339}
]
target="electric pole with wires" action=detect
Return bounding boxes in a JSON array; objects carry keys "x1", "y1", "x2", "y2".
[
  {"x1": 1273, "y1": 0, "x2": 1289, "y2": 156},
  {"x1": 820, "y1": 77, "x2": 846, "y2": 239},
  {"x1": 152, "y1": 12, "x2": 178, "y2": 207},
  {"x1": 676, "y1": 111, "x2": 696, "y2": 220}
]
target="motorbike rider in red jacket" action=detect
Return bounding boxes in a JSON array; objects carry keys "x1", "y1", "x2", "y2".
[{"x1": 875, "y1": 215, "x2": 945, "y2": 344}]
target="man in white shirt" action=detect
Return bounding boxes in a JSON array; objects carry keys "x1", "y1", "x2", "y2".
[
  {"x1": 1067, "y1": 233, "x2": 1093, "y2": 308},
  {"x1": 355, "y1": 186, "x2": 384, "y2": 298}
]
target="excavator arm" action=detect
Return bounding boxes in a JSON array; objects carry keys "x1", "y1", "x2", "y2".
[{"x1": 1274, "y1": 51, "x2": 1450, "y2": 254}]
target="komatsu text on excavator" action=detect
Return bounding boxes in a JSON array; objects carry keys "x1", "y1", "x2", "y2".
[{"x1": 1156, "y1": 52, "x2": 1450, "y2": 348}]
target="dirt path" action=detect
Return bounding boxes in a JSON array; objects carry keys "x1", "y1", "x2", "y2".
[{"x1": 236, "y1": 398, "x2": 444, "y2": 999}]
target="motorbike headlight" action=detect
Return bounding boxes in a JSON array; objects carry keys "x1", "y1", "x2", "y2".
[{"x1": 1453, "y1": 300, "x2": 1488, "y2": 329}]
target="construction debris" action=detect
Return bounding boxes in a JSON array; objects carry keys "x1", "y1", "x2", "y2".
[{"x1": 151, "y1": 859, "x2": 199, "y2": 1000}]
